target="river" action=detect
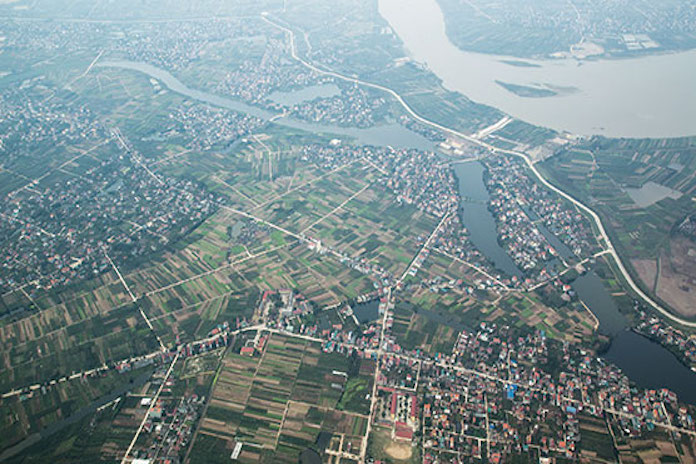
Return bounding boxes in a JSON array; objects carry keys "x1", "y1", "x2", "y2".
[
  {"x1": 268, "y1": 83, "x2": 341, "y2": 106},
  {"x1": 96, "y1": 61, "x2": 435, "y2": 151},
  {"x1": 573, "y1": 272, "x2": 696, "y2": 404},
  {"x1": 454, "y1": 161, "x2": 522, "y2": 277},
  {"x1": 97, "y1": 61, "x2": 696, "y2": 403},
  {"x1": 454, "y1": 161, "x2": 696, "y2": 403},
  {"x1": 378, "y1": 0, "x2": 696, "y2": 138}
]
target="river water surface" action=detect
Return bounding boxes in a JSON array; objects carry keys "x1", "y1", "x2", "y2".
[
  {"x1": 97, "y1": 61, "x2": 435, "y2": 151},
  {"x1": 454, "y1": 161, "x2": 696, "y2": 403},
  {"x1": 99, "y1": 61, "x2": 696, "y2": 404},
  {"x1": 454, "y1": 161, "x2": 521, "y2": 277},
  {"x1": 378, "y1": 0, "x2": 696, "y2": 137},
  {"x1": 573, "y1": 272, "x2": 696, "y2": 404}
]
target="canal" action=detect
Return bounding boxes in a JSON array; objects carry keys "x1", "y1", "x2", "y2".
[{"x1": 0, "y1": 369, "x2": 155, "y2": 461}]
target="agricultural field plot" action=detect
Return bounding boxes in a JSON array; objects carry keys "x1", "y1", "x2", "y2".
[
  {"x1": 119, "y1": 226, "x2": 377, "y2": 346},
  {"x1": 154, "y1": 140, "x2": 309, "y2": 211},
  {"x1": 69, "y1": 66, "x2": 265, "y2": 176},
  {"x1": 7, "y1": 351, "x2": 218, "y2": 464},
  {"x1": 494, "y1": 292, "x2": 596, "y2": 343},
  {"x1": 389, "y1": 253, "x2": 502, "y2": 354},
  {"x1": 577, "y1": 414, "x2": 616, "y2": 462},
  {"x1": 0, "y1": 272, "x2": 132, "y2": 348},
  {"x1": 135, "y1": 269, "x2": 260, "y2": 347},
  {"x1": 252, "y1": 161, "x2": 380, "y2": 235},
  {"x1": 390, "y1": 299, "x2": 463, "y2": 355},
  {"x1": 486, "y1": 119, "x2": 557, "y2": 150},
  {"x1": 0, "y1": 170, "x2": 30, "y2": 198},
  {"x1": 67, "y1": 71, "x2": 193, "y2": 157},
  {"x1": 199, "y1": 140, "x2": 338, "y2": 208},
  {"x1": 309, "y1": 185, "x2": 439, "y2": 277},
  {"x1": 145, "y1": 286, "x2": 261, "y2": 346},
  {"x1": 176, "y1": 209, "x2": 255, "y2": 271},
  {"x1": 138, "y1": 238, "x2": 374, "y2": 322},
  {"x1": 148, "y1": 125, "x2": 356, "y2": 213},
  {"x1": 542, "y1": 143, "x2": 695, "y2": 256},
  {"x1": 120, "y1": 159, "x2": 390, "y2": 306},
  {"x1": 541, "y1": 138, "x2": 696, "y2": 318},
  {"x1": 192, "y1": 333, "x2": 370, "y2": 463},
  {"x1": 0, "y1": 365, "x2": 152, "y2": 455},
  {"x1": 0, "y1": 279, "x2": 160, "y2": 391},
  {"x1": 608, "y1": 423, "x2": 687, "y2": 464},
  {"x1": 122, "y1": 208, "x2": 281, "y2": 297},
  {"x1": 9, "y1": 140, "x2": 121, "y2": 196},
  {"x1": 412, "y1": 250, "x2": 503, "y2": 290},
  {"x1": 230, "y1": 241, "x2": 376, "y2": 308},
  {"x1": 0, "y1": 133, "x2": 114, "y2": 195},
  {"x1": 0, "y1": 314, "x2": 159, "y2": 393},
  {"x1": 394, "y1": 281, "x2": 595, "y2": 352}
]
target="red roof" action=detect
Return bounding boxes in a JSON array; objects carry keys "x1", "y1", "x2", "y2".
[{"x1": 394, "y1": 422, "x2": 413, "y2": 440}]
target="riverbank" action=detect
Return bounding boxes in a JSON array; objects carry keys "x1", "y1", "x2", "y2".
[
  {"x1": 378, "y1": 0, "x2": 696, "y2": 138},
  {"x1": 97, "y1": 60, "x2": 436, "y2": 152},
  {"x1": 573, "y1": 271, "x2": 696, "y2": 403}
]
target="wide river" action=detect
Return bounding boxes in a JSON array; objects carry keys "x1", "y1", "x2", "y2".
[{"x1": 379, "y1": 0, "x2": 696, "y2": 138}]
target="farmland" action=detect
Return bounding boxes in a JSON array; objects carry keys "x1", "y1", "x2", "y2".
[
  {"x1": 2, "y1": 0, "x2": 696, "y2": 462},
  {"x1": 190, "y1": 333, "x2": 371, "y2": 463},
  {"x1": 541, "y1": 136, "x2": 696, "y2": 318}
]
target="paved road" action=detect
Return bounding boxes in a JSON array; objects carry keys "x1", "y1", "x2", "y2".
[
  {"x1": 262, "y1": 13, "x2": 696, "y2": 329},
  {"x1": 121, "y1": 352, "x2": 180, "y2": 464},
  {"x1": 396, "y1": 209, "x2": 452, "y2": 286}
]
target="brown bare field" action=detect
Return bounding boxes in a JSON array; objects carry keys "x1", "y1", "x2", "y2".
[
  {"x1": 656, "y1": 238, "x2": 696, "y2": 317},
  {"x1": 386, "y1": 440, "x2": 413, "y2": 460},
  {"x1": 632, "y1": 258, "x2": 657, "y2": 292}
]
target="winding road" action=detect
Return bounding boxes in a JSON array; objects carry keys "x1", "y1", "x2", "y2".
[{"x1": 261, "y1": 13, "x2": 696, "y2": 329}]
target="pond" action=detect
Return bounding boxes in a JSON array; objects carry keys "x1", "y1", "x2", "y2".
[
  {"x1": 353, "y1": 300, "x2": 380, "y2": 324},
  {"x1": 625, "y1": 181, "x2": 682, "y2": 208},
  {"x1": 268, "y1": 83, "x2": 341, "y2": 106}
]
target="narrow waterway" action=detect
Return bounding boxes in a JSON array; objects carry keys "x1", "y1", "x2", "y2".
[
  {"x1": 0, "y1": 369, "x2": 154, "y2": 461},
  {"x1": 97, "y1": 61, "x2": 435, "y2": 151},
  {"x1": 454, "y1": 161, "x2": 522, "y2": 278},
  {"x1": 522, "y1": 206, "x2": 575, "y2": 261},
  {"x1": 454, "y1": 161, "x2": 696, "y2": 403},
  {"x1": 572, "y1": 272, "x2": 696, "y2": 404}
]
